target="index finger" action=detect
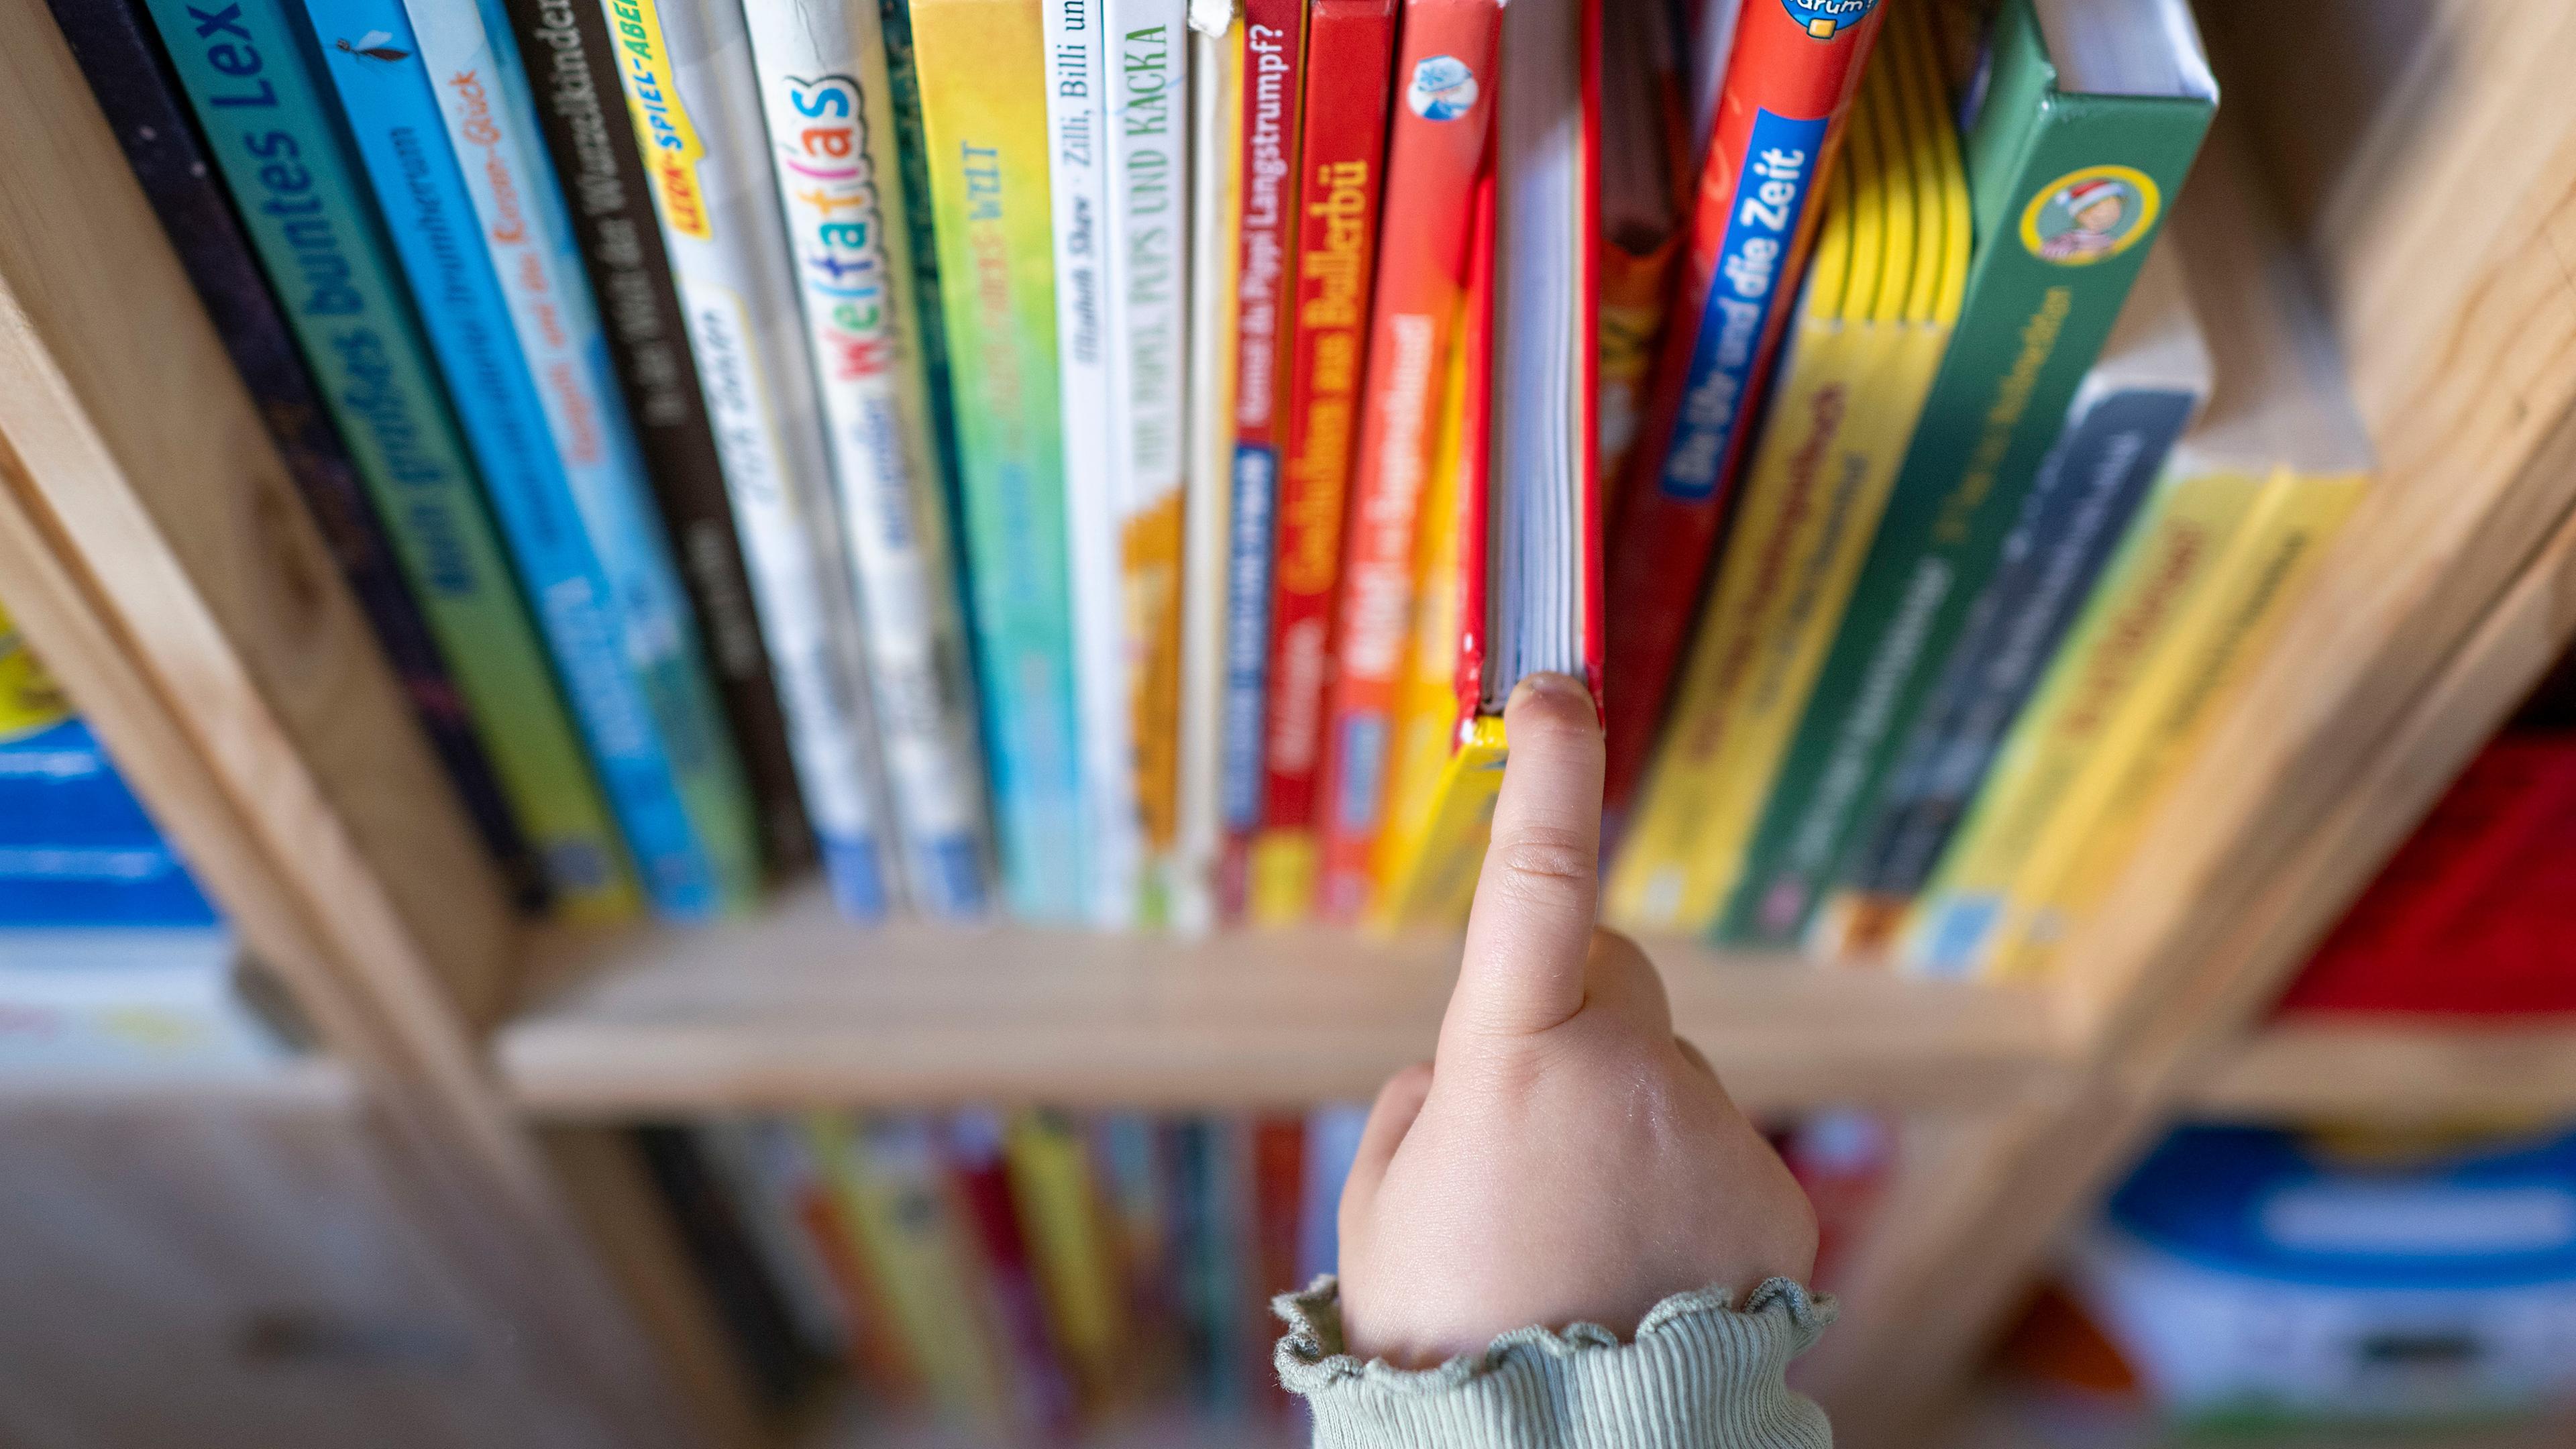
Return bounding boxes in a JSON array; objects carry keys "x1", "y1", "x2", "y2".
[{"x1": 1448, "y1": 672, "x2": 1605, "y2": 1040}]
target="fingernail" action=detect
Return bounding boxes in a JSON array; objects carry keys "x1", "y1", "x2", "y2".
[{"x1": 1506, "y1": 672, "x2": 1595, "y2": 719}]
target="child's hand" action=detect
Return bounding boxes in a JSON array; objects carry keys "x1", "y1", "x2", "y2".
[{"x1": 1336, "y1": 672, "x2": 1819, "y2": 1366}]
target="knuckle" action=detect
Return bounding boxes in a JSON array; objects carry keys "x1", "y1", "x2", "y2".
[{"x1": 1488, "y1": 826, "x2": 1597, "y2": 891}]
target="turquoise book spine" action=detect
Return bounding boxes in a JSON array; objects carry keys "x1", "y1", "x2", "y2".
[{"x1": 305, "y1": 0, "x2": 759, "y2": 917}]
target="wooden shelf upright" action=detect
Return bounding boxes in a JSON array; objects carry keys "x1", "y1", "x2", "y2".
[{"x1": 8, "y1": 1, "x2": 2576, "y2": 1447}]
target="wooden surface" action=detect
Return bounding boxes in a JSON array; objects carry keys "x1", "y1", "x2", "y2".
[
  {"x1": 0, "y1": 1093, "x2": 629, "y2": 1449},
  {"x1": 0, "y1": 12, "x2": 751, "y2": 1448},
  {"x1": 2194, "y1": 1020, "x2": 2576, "y2": 1124},
  {"x1": 500, "y1": 884, "x2": 2070, "y2": 1114}
]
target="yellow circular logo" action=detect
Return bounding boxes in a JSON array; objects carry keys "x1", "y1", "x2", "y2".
[{"x1": 2020, "y1": 165, "x2": 2160, "y2": 266}]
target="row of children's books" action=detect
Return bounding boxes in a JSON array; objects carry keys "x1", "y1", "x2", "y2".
[
  {"x1": 48, "y1": 0, "x2": 2373, "y2": 980},
  {"x1": 635, "y1": 1107, "x2": 1890, "y2": 1434},
  {"x1": 633, "y1": 1110, "x2": 1368, "y2": 1434}
]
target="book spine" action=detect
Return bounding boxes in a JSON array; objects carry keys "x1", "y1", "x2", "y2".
[
  {"x1": 1043, "y1": 0, "x2": 1139, "y2": 926},
  {"x1": 500, "y1": 0, "x2": 815, "y2": 885},
  {"x1": 873, "y1": 0, "x2": 969, "y2": 537},
  {"x1": 1002, "y1": 1112, "x2": 1124, "y2": 1400},
  {"x1": 1899, "y1": 468, "x2": 2257, "y2": 976},
  {"x1": 630, "y1": 1126, "x2": 816, "y2": 1407},
  {"x1": 400, "y1": 0, "x2": 765, "y2": 914},
  {"x1": 1254, "y1": 0, "x2": 1397, "y2": 922},
  {"x1": 62, "y1": 0, "x2": 548, "y2": 912},
  {"x1": 1718, "y1": 63, "x2": 2214, "y2": 945},
  {"x1": 1088, "y1": 1113, "x2": 1179, "y2": 1374},
  {"x1": 307, "y1": 0, "x2": 756, "y2": 919},
  {"x1": 690, "y1": 1122, "x2": 860, "y2": 1373},
  {"x1": 1313, "y1": 0, "x2": 1500, "y2": 920},
  {"x1": 1165, "y1": 1118, "x2": 1246, "y2": 1410},
  {"x1": 1217, "y1": 0, "x2": 1305, "y2": 917},
  {"x1": 910, "y1": 0, "x2": 1086, "y2": 920},
  {"x1": 818, "y1": 1115, "x2": 1012, "y2": 1423},
  {"x1": 1369, "y1": 197, "x2": 1483, "y2": 923},
  {"x1": 1599, "y1": 0, "x2": 1882, "y2": 815},
  {"x1": 945, "y1": 1112, "x2": 1079, "y2": 1438},
  {"x1": 743, "y1": 0, "x2": 996, "y2": 919},
  {"x1": 1106, "y1": 0, "x2": 1192, "y2": 926},
  {"x1": 590, "y1": 0, "x2": 908, "y2": 920},
  {"x1": 1832, "y1": 385, "x2": 2196, "y2": 931},
  {"x1": 1172, "y1": 15, "x2": 1245, "y2": 933},
  {"x1": 1986, "y1": 470, "x2": 2364, "y2": 979},
  {"x1": 129, "y1": 0, "x2": 636, "y2": 920},
  {"x1": 1247, "y1": 1113, "x2": 1303, "y2": 1409}
]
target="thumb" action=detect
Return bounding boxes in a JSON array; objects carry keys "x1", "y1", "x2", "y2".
[{"x1": 1447, "y1": 672, "x2": 1605, "y2": 1041}]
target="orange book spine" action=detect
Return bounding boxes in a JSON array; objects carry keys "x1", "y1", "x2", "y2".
[{"x1": 1313, "y1": 1, "x2": 1502, "y2": 919}]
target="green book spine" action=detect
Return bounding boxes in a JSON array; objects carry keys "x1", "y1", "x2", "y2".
[
  {"x1": 908, "y1": 0, "x2": 1086, "y2": 919},
  {"x1": 1715, "y1": 0, "x2": 2212, "y2": 945}
]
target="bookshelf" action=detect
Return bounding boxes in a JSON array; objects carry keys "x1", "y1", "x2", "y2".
[{"x1": 6, "y1": 1, "x2": 2576, "y2": 1448}]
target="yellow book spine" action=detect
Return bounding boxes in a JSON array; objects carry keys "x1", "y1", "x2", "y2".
[
  {"x1": 1368, "y1": 303, "x2": 1474, "y2": 924},
  {"x1": 1002, "y1": 1112, "x2": 1122, "y2": 1399},
  {"x1": 1986, "y1": 469, "x2": 2365, "y2": 979},
  {"x1": 805, "y1": 1116, "x2": 1008, "y2": 1423},
  {"x1": 1607, "y1": 322, "x2": 1947, "y2": 932},
  {"x1": 1900, "y1": 470, "x2": 2262, "y2": 975},
  {"x1": 1248, "y1": 830, "x2": 1318, "y2": 924},
  {"x1": 1377, "y1": 713, "x2": 1510, "y2": 928}
]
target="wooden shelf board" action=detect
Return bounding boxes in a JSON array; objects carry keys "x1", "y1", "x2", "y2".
[
  {"x1": 498, "y1": 884, "x2": 2070, "y2": 1116},
  {"x1": 2190, "y1": 1018, "x2": 2576, "y2": 1124}
]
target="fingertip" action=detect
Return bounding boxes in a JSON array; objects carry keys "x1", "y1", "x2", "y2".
[{"x1": 1504, "y1": 671, "x2": 1601, "y2": 740}]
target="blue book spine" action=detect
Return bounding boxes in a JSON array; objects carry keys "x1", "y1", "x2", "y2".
[
  {"x1": 1219, "y1": 443, "x2": 1276, "y2": 838},
  {"x1": 302, "y1": 0, "x2": 757, "y2": 918},
  {"x1": 1839, "y1": 386, "x2": 2199, "y2": 900}
]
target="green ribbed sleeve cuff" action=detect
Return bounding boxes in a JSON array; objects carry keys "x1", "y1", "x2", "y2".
[{"x1": 1273, "y1": 1277, "x2": 1836, "y2": 1449}]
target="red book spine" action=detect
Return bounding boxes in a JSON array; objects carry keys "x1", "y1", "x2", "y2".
[
  {"x1": 1247, "y1": 1114, "x2": 1306, "y2": 1409},
  {"x1": 1314, "y1": 0, "x2": 1503, "y2": 917},
  {"x1": 945, "y1": 1119, "x2": 1077, "y2": 1437},
  {"x1": 1260, "y1": 0, "x2": 1399, "y2": 845},
  {"x1": 1578, "y1": 0, "x2": 1607, "y2": 706},
  {"x1": 1220, "y1": 0, "x2": 1310, "y2": 914},
  {"x1": 1450, "y1": 180, "x2": 1499, "y2": 729},
  {"x1": 1597, "y1": 0, "x2": 1881, "y2": 814}
]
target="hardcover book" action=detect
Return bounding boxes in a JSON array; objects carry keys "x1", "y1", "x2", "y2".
[
  {"x1": 1599, "y1": 0, "x2": 1885, "y2": 817},
  {"x1": 1252, "y1": 0, "x2": 1398, "y2": 922},
  {"x1": 1313, "y1": 0, "x2": 1501, "y2": 920},
  {"x1": 743, "y1": 0, "x2": 997, "y2": 918},
  {"x1": 1817, "y1": 237, "x2": 2207, "y2": 957},
  {"x1": 129, "y1": 0, "x2": 637, "y2": 919},
  {"x1": 592, "y1": 0, "x2": 905, "y2": 920},
  {"x1": 910, "y1": 0, "x2": 1087, "y2": 920},
  {"x1": 500, "y1": 0, "x2": 815, "y2": 885},
  {"x1": 58, "y1": 0, "x2": 551, "y2": 912},
  {"x1": 1606, "y1": 10, "x2": 1966, "y2": 937},
  {"x1": 308, "y1": 0, "x2": 760, "y2": 918},
  {"x1": 1716, "y1": 0, "x2": 2216, "y2": 945}
]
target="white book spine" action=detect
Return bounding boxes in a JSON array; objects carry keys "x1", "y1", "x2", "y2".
[
  {"x1": 596, "y1": 0, "x2": 898, "y2": 916},
  {"x1": 1044, "y1": 0, "x2": 1141, "y2": 926},
  {"x1": 1104, "y1": 0, "x2": 1191, "y2": 923},
  {"x1": 1172, "y1": 16, "x2": 1237, "y2": 934},
  {"x1": 745, "y1": 0, "x2": 996, "y2": 919}
]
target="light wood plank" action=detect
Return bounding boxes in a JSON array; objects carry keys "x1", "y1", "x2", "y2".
[
  {"x1": 0, "y1": 10, "x2": 748, "y2": 1448},
  {"x1": 2192, "y1": 1021, "x2": 2576, "y2": 1125},
  {"x1": 500, "y1": 885, "x2": 2068, "y2": 1114}
]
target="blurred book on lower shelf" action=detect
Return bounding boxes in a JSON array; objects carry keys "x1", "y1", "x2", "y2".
[
  {"x1": 640, "y1": 1103, "x2": 1896, "y2": 1440},
  {"x1": 1, "y1": 596, "x2": 304, "y2": 1080},
  {"x1": 1998, "y1": 1124, "x2": 2576, "y2": 1433},
  {"x1": 2273, "y1": 649, "x2": 2576, "y2": 1020}
]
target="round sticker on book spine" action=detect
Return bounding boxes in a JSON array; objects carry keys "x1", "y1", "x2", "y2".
[
  {"x1": 1780, "y1": 0, "x2": 1879, "y2": 38},
  {"x1": 1407, "y1": 56, "x2": 1478, "y2": 121},
  {"x1": 2022, "y1": 166, "x2": 2161, "y2": 266}
]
